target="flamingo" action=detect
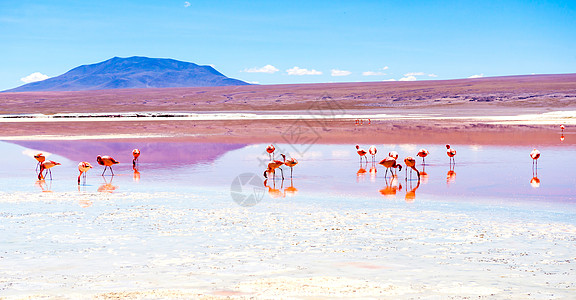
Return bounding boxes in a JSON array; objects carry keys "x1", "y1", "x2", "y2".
[
  {"x1": 379, "y1": 156, "x2": 402, "y2": 178},
  {"x1": 132, "y1": 149, "x2": 140, "y2": 167},
  {"x1": 281, "y1": 154, "x2": 298, "y2": 177},
  {"x1": 264, "y1": 158, "x2": 284, "y2": 179},
  {"x1": 77, "y1": 161, "x2": 93, "y2": 185},
  {"x1": 560, "y1": 124, "x2": 565, "y2": 133},
  {"x1": 446, "y1": 144, "x2": 456, "y2": 164},
  {"x1": 38, "y1": 160, "x2": 61, "y2": 180},
  {"x1": 356, "y1": 145, "x2": 368, "y2": 163},
  {"x1": 368, "y1": 145, "x2": 377, "y2": 162},
  {"x1": 266, "y1": 144, "x2": 276, "y2": 160},
  {"x1": 34, "y1": 153, "x2": 46, "y2": 172},
  {"x1": 417, "y1": 148, "x2": 429, "y2": 164},
  {"x1": 388, "y1": 151, "x2": 399, "y2": 160},
  {"x1": 403, "y1": 156, "x2": 420, "y2": 179},
  {"x1": 530, "y1": 149, "x2": 540, "y2": 169},
  {"x1": 97, "y1": 155, "x2": 119, "y2": 176}
]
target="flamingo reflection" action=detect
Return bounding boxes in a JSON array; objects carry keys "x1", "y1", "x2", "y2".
[
  {"x1": 405, "y1": 178, "x2": 421, "y2": 203},
  {"x1": 35, "y1": 179, "x2": 52, "y2": 193},
  {"x1": 284, "y1": 178, "x2": 298, "y2": 197},
  {"x1": 98, "y1": 176, "x2": 117, "y2": 193},
  {"x1": 420, "y1": 163, "x2": 429, "y2": 184},
  {"x1": 264, "y1": 177, "x2": 283, "y2": 199},
  {"x1": 76, "y1": 186, "x2": 93, "y2": 208},
  {"x1": 133, "y1": 168, "x2": 141, "y2": 182},
  {"x1": 357, "y1": 162, "x2": 368, "y2": 182},
  {"x1": 369, "y1": 165, "x2": 377, "y2": 182},
  {"x1": 447, "y1": 164, "x2": 456, "y2": 184},
  {"x1": 530, "y1": 176, "x2": 540, "y2": 188},
  {"x1": 379, "y1": 176, "x2": 402, "y2": 198}
]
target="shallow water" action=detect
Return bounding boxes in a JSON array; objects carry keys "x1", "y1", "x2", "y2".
[{"x1": 0, "y1": 140, "x2": 575, "y2": 298}]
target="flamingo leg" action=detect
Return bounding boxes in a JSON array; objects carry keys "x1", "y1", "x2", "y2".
[
  {"x1": 102, "y1": 166, "x2": 107, "y2": 176},
  {"x1": 290, "y1": 167, "x2": 293, "y2": 178},
  {"x1": 48, "y1": 169, "x2": 53, "y2": 180},
  {"x1": 110, "y1": 167, "x2": 114, "y2": 176},
  {"x1": 279, "y1": 167, "x2": 284, "y2": 180}
]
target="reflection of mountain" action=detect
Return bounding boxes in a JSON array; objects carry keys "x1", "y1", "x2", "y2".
[{"x1": 11, "y1": 141, "x2": 246, "y2": 167}]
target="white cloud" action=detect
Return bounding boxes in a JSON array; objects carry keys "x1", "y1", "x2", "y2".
[
  {"x1": 428, "y1": 73, "x2": 438, "y2": 77},
  {"x1": 286, "y1": 66, "x2": 322, "y2": 76},
  {"x1": 404, "y1": 72, "x2": 425, "y2": 76},
  {"x1": 331, "y1": 69, "x2": 351, "y2": 76},
  {"x1": 21, "y1": 72, "x2": 50, "y2": 83},
  {"x1": 243, "y1": 64, "x2": 279, "y2": 74},
  {"x1": 184, "y1": 1, "x2": 191, "y2": 7},
  {"x1": 363, "y1": 66, "x2": 389, "y2": 76},
  {"x1": 362, "y1": 71, "x2": 386, "y2": 76},
  {"x1": 399, "y1": 75, "x2": 417, "y2": 81},
  {"x1": 468, "y1": 74, "x2": 484, "y2": 78},
  {"x1": 383, "y1": 79, "x2": 397, "y2": 81}
]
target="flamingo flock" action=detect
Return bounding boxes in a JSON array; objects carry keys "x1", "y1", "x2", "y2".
[
  {"x1": 33, "y1": 149, "x2": 141, "y2": 185},
  {"x1": 29, "y1": 123, "x2": 564, "y2": 191}
]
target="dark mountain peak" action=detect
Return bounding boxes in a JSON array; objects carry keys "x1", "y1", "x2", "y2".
[{"x1": 4, "y1": 56, "x2": 249, "y2": 92}]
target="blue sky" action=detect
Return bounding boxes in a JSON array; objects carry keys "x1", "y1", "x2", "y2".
[{"x1": 1, "y1": 0, "x2": 575, "y2": 90}]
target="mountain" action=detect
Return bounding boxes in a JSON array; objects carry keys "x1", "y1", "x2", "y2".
[{"x1": 5, "y1": 56, "x2": 250, "y2": 92}]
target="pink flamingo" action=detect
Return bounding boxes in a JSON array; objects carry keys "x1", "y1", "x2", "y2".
[
  {"x1": 368, "y1": 145, "x2": 377, "y2": 162},
  {"x1": 97, "y1": 155, "x2": 119, "y2": 176},
  {"x1": 38, "y1": 160, "x2": 61, "y2": 180},
  {"x1": 379, "y1": 156, "x2": 402, "y2": 178},
  {"x1": 356, "y1": 145, "x2": 368, "y2": 163},
  {"x1": 446, "y1": 145, "x2": 456, "y2": 164},
  {"x1": 78, "y1": 162, "x2": 93, "y2": 184}
]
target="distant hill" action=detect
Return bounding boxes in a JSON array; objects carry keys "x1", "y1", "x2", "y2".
[{"x1": 4, "y1": 56, "x2": 250, "y2": 92}]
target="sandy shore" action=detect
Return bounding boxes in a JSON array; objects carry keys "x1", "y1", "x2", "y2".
[{"x1": 0, "y1": 113, "x2": 571, "y2": 145}]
